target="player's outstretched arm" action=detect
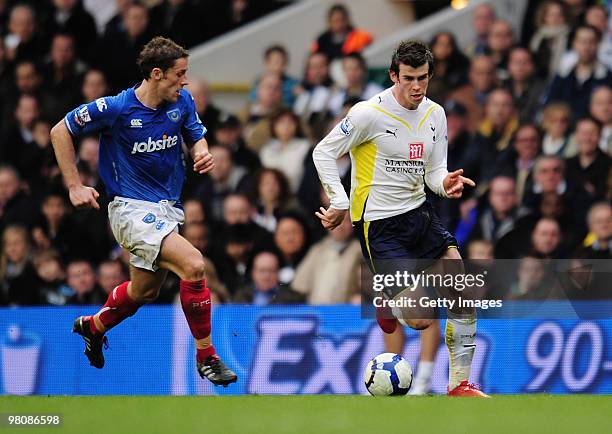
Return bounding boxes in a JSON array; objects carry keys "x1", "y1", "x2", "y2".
[
  {"x1": 191, "y1": 138, "x2": 215, "y2": 174},
  {"x1": 315, "y1": 206, "x2": 347, "y2": 230},
  {"x1": 443, "y1": 169, "x2": 476, "y2": 199},
  {"x1": 50, "y1": 120, "x2": 100, "y2": 209}
]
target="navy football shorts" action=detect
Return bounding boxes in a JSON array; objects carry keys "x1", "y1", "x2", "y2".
[{"x1": 354, "y1": 201, "x2": 458, "y2": 278}]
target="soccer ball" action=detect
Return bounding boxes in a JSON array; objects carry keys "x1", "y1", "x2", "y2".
[{"x1": 363, "y1": 353, "x2": 413, "y2": 396}]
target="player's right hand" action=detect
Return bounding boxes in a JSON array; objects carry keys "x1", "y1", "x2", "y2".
[
  {"x1": 315, "y1": 206, "x2": 346, "y2": 230},
  {"x1": 69, "y1": 185, "x2": 100, "y2": 210}
]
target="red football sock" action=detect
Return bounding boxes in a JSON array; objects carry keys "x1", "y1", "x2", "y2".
[
  {"x1": 196, "y1": 346, "x2": 216, "y2": 363},
  {"x1": 180, "y1": 279, "x2": 214, "y2": 357},
  {"x1": 97, "y1": 281, "x2": 141, "y2": 332}
]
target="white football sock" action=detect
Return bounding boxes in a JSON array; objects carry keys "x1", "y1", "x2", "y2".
[
  {"x1": 409, "y1": 360, "x2": 434, "y2": 395},
  {"x1": 445, "y1": 316, "x2": 476, "y2": 390}
]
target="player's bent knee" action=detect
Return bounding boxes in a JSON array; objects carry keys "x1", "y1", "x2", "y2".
[
  {"x1": 182, "y1": 256, "x2": 206, "y2": 282},
  {"x1": 403, "y1": 318, "x2": 433, "y2": 330}
]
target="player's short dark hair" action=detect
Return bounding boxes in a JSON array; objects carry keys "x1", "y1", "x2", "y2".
[
  {"x1": 389, "y1": 40, "x2": 434, "y2": 76},
  {"x1": 137, "y1": 37, "x2": 189, "y2": 79}
]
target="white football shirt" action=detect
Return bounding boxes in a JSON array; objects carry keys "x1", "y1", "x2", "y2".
[{"x1": 313, "y1": 87, "x2": 449, "y2": 222}]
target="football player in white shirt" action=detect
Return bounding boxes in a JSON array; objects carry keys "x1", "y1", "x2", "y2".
[{"x1": 313, "y1": 40, "x2": 487, "y2": 397}]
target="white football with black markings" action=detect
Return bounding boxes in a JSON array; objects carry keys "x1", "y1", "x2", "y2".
[{"x1": 364, "y1": 353, "x2": 412, "y2": 396}]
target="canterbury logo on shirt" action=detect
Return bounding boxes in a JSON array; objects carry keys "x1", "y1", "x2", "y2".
[{"x1": 131, "y1": 134, "x2": 179, "y2": 154}]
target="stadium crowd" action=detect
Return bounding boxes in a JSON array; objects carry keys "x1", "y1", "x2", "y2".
[{"x1": 0, "y1": 0, "x2": 610, "y2": 307}]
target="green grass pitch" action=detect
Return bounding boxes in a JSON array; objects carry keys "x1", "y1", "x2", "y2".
[{"x1": 2, "y1": 395, "x2": 611, "y2": 434}]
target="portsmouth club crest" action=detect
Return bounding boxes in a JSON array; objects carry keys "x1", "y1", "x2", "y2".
[{"x1": 166, "y1": 108, "x2": 181, "y2": 123}]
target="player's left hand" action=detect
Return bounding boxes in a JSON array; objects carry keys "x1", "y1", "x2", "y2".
[
  {"x1": 193, "y1": 150, "x2": 215, "y2": 174},
  {"x1": 443, "y1": 169, "x2": 475, "y2": 199}
]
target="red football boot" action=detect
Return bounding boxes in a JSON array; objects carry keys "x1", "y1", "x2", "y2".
[
  {"x1": 447, "y1": 381, "x2": 490, "y2": 397},
  {"x1": 376, "y1": 306, "x2": 397, "y2": 334}
]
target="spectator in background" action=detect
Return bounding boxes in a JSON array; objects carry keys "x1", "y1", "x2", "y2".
[
  {"x1": 65, "y1": 259, "x2": 105, "y2": 304},
  {"x1": 238, "y1": 71, "x2": 283, "y2": 152},
  {"x1": 211, "y1": 114, "x2": 260, "y2": 171},
  {"x1": 214, "y1": 193, "x2": 272, "y2": 252},
  {"x1": 529, "y1": 0, "x2": 570, "y2": 80},
  {"x1": 503, "y1": 47, "x2": 547, "y2": 123},
  {"x1": 210, "y1": 223, "x2": 255, "y2": 294},
  {"x1": 1, "y1": 59, "x2": 48, "y2": 127},
  {"x1": 77, "y1": 135, "x2": 101, "y2": 190},
  {"x1": 546, "y1": 24, "x2": 612, "y2": 118},
  {"x1": 48, "y1": 0, "x2": 97, "y2": 62},
  {"x1": 294, "y1": 52, "x2": 335, "y2": 141},
  {"x1": 41, "y1": 33, "x2": 85, "y2": 123},
  {"x1": 328, "y1": 52, "x2": 382, "y2": 116},
  {"x1": 186, "y1": 78, "x2": 222, "y2": 139},
  {"x1": 31, "y1": 190, "x2": 93, "y2": 263},
  {"x1": 97, "y1": 259, "x2": 127, "y2": 295},
  {"x1": 560, "y1": 4, "x2": 612, "y2": 73},
  {"x1": 34, "y1": 248, "x2": 71, "y2": 305},
  {"x1": 436, "y1": 100, "x2": 472, "y2": 231},
  {"x1": 260, "y1": 108, "x2": 311, "y2": 192},
  {"x1": 2, "y1": 94, "x2": 43, "y2": 177},
  {"x1": 251, "y1": 168, "x2": 293, "y2": 233},
  {"x1": 578, "y1": 202, "x2": 611, "y2": 259},
  {"x1": 193, "y1": 145, "x2": 248, "y2": 222},
  {"x1": 24, "y1": 118, "x2": 58, "y2": 191},
  {"x1": 465, "y1": 176, "x2": 522, "y2": 248},
  {"x1": 522, "y1": 155, "x2": 592, "y2": 229},
  {"x1": 466, "y1": 239, "x2": 494, "y2": 261},
  {"x1": 183, "y1": 198, "x2": 205, "y2": 225},
  {"x1": 466, "y1": 88, "x2": 518, "y2": 187},
  {"x1": 291, "y1": 212, "x2": 361, "y2": 304},
  {"x1": 540, "y1": 102, "x2": 576, "y2": 157},
  {"x1": 311, "y1": 3, "x2": 372, "y2": 62},
  {"x1": 250, "y1": 45, "x2": 299, "y2": 107},
  {"x1": 0, "y1": 224, "x2": 38, "y2": 305},
  {"x1": 503, "y1": 191, "x2": 572, "y2": 260},
  {"x1": 427, "y1": 31, "x2": 469, "y2": 104},
  {"x1": 465, "y1": 2, "x2": 496, "y2": 57},
  {"x1": 584, "y1": 4, "x2": 612, "y2": 71},
  {"x1": 0, "y1": 166, "x2": 36, "y2": 232},
  {"x1": 507, "y1": 255, "x2": 549, "y2": 300},
  {"x1": 565, "y1": 117, "x2": 610, "y2": 201},
  {"x1": 80, "y1": 69, "x2": 108, "y2": 104},
  {"x1": 103, "y1": 0, "x2": 133, "y2": 38},
  {"x1": 274, "y1": 212, "x2": 310, "y2": 285},
  {"x1": 96, "y1": 1, "x2": 151, "y2": 90},
  {"x1": 4, "y1": 4, "x2": 47, "y2": 63},
  {"x1": 233, "y1": 251, "x2": 281, "y2": 305},
  {"x1": 495, "y1": 123, "x2": 542, "y2": 203},
  {"x1": 486, "y1": 20, "x2": 515, "y2": 81},
  {"x1": 449, "y1": 55, "x2": 497, "y2": 132},
  {"x1": 445, "y1": 101, "x2": 472, "y2": 173},
  {"x1": 589, "y1": 85, "x2": 612, "y2": 154},
  {"x1": 149, "y1": 0, "x2": 205, "y2": 49},
  {"x1": 529, "y1": 217, "x2": 564, "y2": 258}
]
